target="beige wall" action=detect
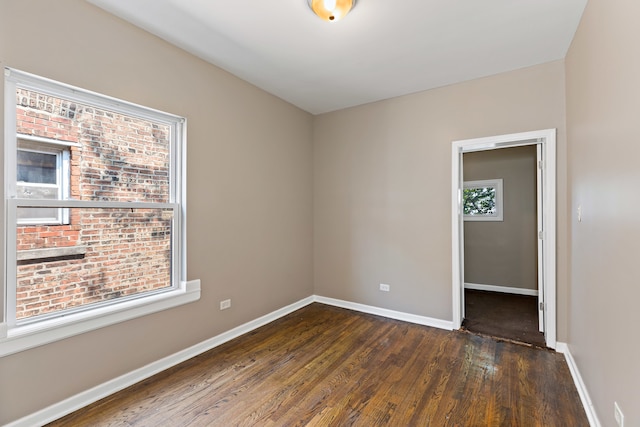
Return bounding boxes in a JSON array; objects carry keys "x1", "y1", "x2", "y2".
[
  {"x1": 463, "y1": 146, "x2": 538, "y2": 290},
  {"x1": 0, "y1": 2, "x2": 589, "y2": 425},
  {"x1": 0, "y1": 1, "x2": 313, "y2": 424},
  {"x1": 314, "y1": 61, "x2": 567, "y2": 323},
  {"x1": 566, "y1": 0, "x2": 640, "y2": 425}
]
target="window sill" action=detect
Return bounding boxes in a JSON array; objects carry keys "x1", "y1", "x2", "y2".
[
  {"x1": 17, "y1": 245, "x2": 87, "y2": 261},
  {"x1": 0, "y1": 279, "x2": 200, "y2": 357}
]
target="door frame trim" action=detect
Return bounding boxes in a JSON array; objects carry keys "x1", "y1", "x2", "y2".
[{"x1": 451, "y1": 129, "x2": 556, "y2": 348}]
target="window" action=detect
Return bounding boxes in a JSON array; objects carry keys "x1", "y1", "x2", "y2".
[
  {"x1": 17, "y1": 136, "x2": 72, "y2": 225},
  {"x1": 463, "y1": 179, "x2": 503, "y2": 221},
  {"x1": 1, "y1": 68, "x2": 199, "y2": 356}
]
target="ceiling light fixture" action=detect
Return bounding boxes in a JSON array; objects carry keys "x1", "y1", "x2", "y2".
[{"x1": 307, "y1": 0, "x2": 356, "y2": 22}]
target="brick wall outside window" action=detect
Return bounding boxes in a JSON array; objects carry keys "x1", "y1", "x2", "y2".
[{"x1": 15, "y1": 89, "x2": 173, "y2": 320}]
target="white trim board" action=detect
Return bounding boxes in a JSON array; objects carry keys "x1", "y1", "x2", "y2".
[
  {"x1": 315, "y1": 296, "x2": 454, "y2": 331},
  {"x1": 556, "y1": 342, "x2": 601, "y2": 427},
  {"x1": 464, "y1": 282, "x2": 539, "y2": 297},
  {"x1": 6, "y1": 295, "x2": 453, "y2": 426}
]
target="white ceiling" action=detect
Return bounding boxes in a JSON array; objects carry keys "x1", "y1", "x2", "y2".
[{"x1": 88, "y1": 0, "x2": 587, "y2": 115}]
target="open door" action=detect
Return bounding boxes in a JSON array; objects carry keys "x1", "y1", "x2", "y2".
[
  {"x1": 536, "y1": 144, "x2": 545, "y2": 333},
  {"x1": 452, "y1": 129, "x2": 557, "y2": 349},
  {"x1": 451, "y1": 144, "x2": 465, "y2": 329}
]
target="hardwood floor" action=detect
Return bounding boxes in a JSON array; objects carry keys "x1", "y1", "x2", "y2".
[
  {"x1": 463, "y1": 289, "x2": 546, "y2": 347},
  {"x1": 48, "y1": 303, "x2": 588, "y2": 426}
]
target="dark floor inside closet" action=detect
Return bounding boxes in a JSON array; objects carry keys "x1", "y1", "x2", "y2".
[{"x1": 462, "y1": 289, "x2": 546, "y2": 347}]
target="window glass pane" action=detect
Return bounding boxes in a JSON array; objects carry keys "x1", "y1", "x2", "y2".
[
  {"x1": 16, "y1": 184, "x2": 58, "y2": 199},
  {"x1": 16, "y1": 207, "x2": 173, "y2": 321},
  {"x1": 463, "y1": 186, "x2": 497, "y2": 215},
  {"x1": 16, "y1": 88, "x2": 170, "y2": 203},
  {"x1": 17, "y1": 150, "x2": 57, "y2": 184},
  {"x1": 17, "y1": 207, "x2": 59, "y2": 222},
  {"x1": 16, "y1": 184, "x2": 60, "y2": 222}
]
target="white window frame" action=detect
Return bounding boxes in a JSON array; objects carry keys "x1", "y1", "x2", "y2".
[
  {"x1": 1, "y1": 68, "x2": 200, "y2": 357},
  {"x1": 463, "y1": 178, "x2": 504, "y2": 221},
  {"x1": 17, "y1": 136, "x2": 72, "y2": 225}
]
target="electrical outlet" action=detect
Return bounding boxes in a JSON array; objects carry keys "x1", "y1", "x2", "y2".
[
  {"x1": 380, "y1": 283, "x2": 390, "y2": 292},
  {"x1": 614, "y1": 402, "x2": 624, "y2": 427},
  {"x1": 220, "y1": 299, "x2": 231, "y2": 310}
]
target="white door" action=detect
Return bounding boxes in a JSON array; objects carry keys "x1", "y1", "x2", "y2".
[
  {"x1": 451, "y1": 144, "x2": 465, "y2": 329},
  {"x1": 458, "y1": 153, "x2": 465, "y2": 321},
  {"x1": 536, "y1": 144, "x2": 545, "y2": 333}
]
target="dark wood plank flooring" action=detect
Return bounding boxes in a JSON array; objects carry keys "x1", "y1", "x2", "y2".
[
  {"x1": 48, "y1": 303, "x2": 588, "y2": 426},
  {"x1": 463, "y1": 289, "x2": 546, "y2": 347}
]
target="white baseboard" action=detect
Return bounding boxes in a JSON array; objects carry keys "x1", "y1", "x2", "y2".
[
  {"x1": 556, "y1": 342, "x2": 601, "y2": 427},
  {"x1": 314, "y1": 295, "x2": 454, "y2": 330},
  {"x1": 464, "y1": 282, "x2": 538, "y2": 296},
  {"x1": 6, "y1": 296, "x2": 315, "y2": 427},
  {"x1": 8, "y1": 295, "x2": 454, "y2": 426}
]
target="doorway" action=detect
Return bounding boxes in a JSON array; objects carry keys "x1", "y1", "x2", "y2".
[
  {"x1": 460, "y1": 145, "x2": 544, "y2": 346},
  {"x1": 451, "y1": 129, "x2": 557, "y2": 349}
]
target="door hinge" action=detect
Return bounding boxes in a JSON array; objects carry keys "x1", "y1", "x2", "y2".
[
  {"x1": 539, "y1": 302, "x2": 544, "y2": 311},
  {"x1": 538, "y1": 160, "x2": 543, "y2": 170},
  {"x1": 538, "y1": 230, "x2": 544, "y2": 240}
]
